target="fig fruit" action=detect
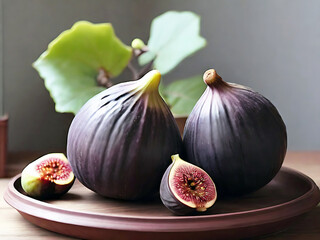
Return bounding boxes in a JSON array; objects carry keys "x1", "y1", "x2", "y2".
[
  {"x1": 67, "y1": 70, "x2": 182, "y2": 200},
  {"x1": 183, "y1": 69, "x2": 287, "y2": 196},
  {"x1": 160, "y1": 154, "x2": 217, "y2": 215},
  {"x1": 21, "y1": 153, "x2": 75, "y2": 199}
]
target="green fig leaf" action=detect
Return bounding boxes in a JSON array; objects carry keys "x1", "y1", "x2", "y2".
[
  {"x1": 33, "y1": 21, "x2": 132, "y2": 114},
  {"x1": 161, "y1": 75, "x2": 206, "y2": 117},
  {"x1": 139, "y1": 11, "x2": 206, "y2": 75}
]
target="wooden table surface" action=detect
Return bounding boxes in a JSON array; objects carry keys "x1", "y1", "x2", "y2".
[{"x1": 1, "y1": 151, "x2": 320, "y2": 240}]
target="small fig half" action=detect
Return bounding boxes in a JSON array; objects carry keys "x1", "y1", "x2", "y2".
[
  {"x1": 21, "y1": 153, "x2": 75, "y2": 199},
  {"x1": 160, "y1": 154, "x2": 217, "y2": 215}
]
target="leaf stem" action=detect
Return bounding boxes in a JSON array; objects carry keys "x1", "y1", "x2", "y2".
[
  {"x1": 97, "y1": 68, "x2": 112, "y2": 88},
  {"x1": 128, "y1": 44, "x2": 154, "y2": 80},
  {"x1": 137, "y1": 59, "x2": 154, "y2": 79},
  {"x1": 127, "y1": 62, "x2": 139, "y2": 80}
]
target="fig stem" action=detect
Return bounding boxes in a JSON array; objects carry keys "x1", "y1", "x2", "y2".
[
  {"x1": 139, "y1": 70, "x2": 161, "y2": 92},
  {"x1": 203, "y1": 69, "x2": 223, "y2": 86},
  {"x1": 171, "y1": 154, "x2": 180, "y2": 163}
]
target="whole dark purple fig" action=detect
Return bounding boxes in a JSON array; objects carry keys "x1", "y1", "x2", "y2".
[
  {"x1": 183, "y1": 69, "x2": 287, "y2": 196},
  {"x1": 67, "y1": 70, "x2": 182, "y2": 200},
  {"x1": 160, "y1": 154, "x2": 217, "y2": 215}
]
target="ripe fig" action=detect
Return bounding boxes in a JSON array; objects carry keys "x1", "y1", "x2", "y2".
[
  {"x1": 160, "y1": 154, "x2": 217, "y2": 215},
  {"x1": 183, "y1": 69, "x2": 287, "y2": 196},
  {"x1": 21, "y1": 153, "x2": 75, "y2": 199},
  {"x1": 67, "y1": 70, "x2": 182, "y2": 200}
]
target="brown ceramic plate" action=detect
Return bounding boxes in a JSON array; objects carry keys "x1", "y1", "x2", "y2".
[{"x1": 4, "y1": 167, "x2": 320, "y2": 240}]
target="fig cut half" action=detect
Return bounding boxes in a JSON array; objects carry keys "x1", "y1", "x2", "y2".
[
  {"x1": 160, "y1": 154, "x2": 217, "y2": 215},
  {"x1": 21, "y1": 153, "x2": 75, "y2": 199}
]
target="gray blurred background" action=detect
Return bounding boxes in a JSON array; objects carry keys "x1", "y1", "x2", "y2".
[{"x1": 0, "y1": 0, "x2": 319, "y2": 151}]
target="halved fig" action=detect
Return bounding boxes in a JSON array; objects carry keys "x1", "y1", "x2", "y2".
[
  {"x1": 21, "y1": 153, "x2": 75, "y2": 199},
  {"x1": 160, "y1": 154, "x2": 217, "y2": 215}
]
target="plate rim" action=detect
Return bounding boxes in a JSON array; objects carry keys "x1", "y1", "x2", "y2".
[{"x1": 4, "y1": 167, "x2": 320, "y2": 232}]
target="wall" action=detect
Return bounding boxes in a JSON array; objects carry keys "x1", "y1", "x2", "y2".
[{"x1": 2, "y1": 0, "x2": 320, "y2": 151}]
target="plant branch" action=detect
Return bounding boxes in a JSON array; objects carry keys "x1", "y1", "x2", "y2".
[
  {"x1": 97, "y1": 68, "x2": 112, "y2": 88},
  {"x1": 137, "y1": 59, "x2": 155, "y2": 79},
  {"x1": 127, "y1": 62, "x2": 139, "y2": 80},
  {"x1": 128, "y1": 44, "x2": 154, "y2": 80}
]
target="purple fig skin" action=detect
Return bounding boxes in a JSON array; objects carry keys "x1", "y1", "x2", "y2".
[
  {"x1": 160, "y1": 163, "x2": 193, "y2": 215},
  {"x1": 67, "y1": 70, "x2": 182, "y2": 200},
  {"x1": 183, "y1": 69, "x2": 287, "y2": 196}
]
